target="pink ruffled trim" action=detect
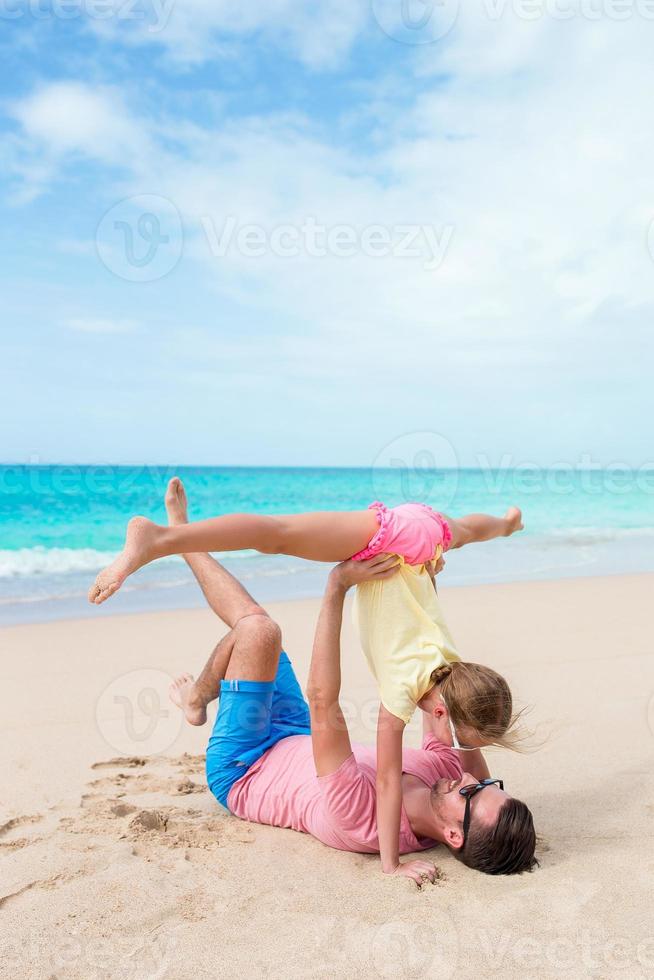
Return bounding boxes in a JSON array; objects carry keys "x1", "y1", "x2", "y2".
[
  {"x1": 441, "y1": 518, "x2": 452, "y2": 552},
  {"x1": 351, "y1": 501, "x2": 391, "y2": 561}
]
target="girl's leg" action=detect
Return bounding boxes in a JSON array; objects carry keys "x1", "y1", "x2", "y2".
[
  {"x1": 446, "y1": 506, "x2": 523, "y2": 550},
  {"x1": 88, "y1": 496, "x2": 379, "y2": 605},
  {"x1": 161, "y1": 508, "x2": 379, "y2": 562}
]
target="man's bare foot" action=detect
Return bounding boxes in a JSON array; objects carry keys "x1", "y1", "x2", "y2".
[
  {"x1": 504, "y1": 506, "x2": 524, "y2": 536},
  {"x1": 165, "y1": 477, "x2": 188, "y2": 526},
  {"x1": 88, "y1": 516, "x2": 160, "y2": 605},
  {"x1": 169, "y1": 674, "x2": 207, "y2": 726}
]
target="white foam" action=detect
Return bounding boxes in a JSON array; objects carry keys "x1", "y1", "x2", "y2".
[
  {"x1": 0, "y1": 545, "x2": 259, "y2": 579},
  {"x1": 0, "y1": 547, "x2": 119, "y2": 578}
]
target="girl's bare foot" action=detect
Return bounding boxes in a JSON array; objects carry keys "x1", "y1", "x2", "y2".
[
  {"x1": 165, "y1": 477, "x2": 188, "y2": 526},
  {"x1": 88, "y1": 516, "x2": 159, "y2": 605},
  {"x1": 504, "y1": 506, "x2": 524, "y2": 536},
  {"x1": 169, "y1": 674, "x2": 207, "y2": 726}
]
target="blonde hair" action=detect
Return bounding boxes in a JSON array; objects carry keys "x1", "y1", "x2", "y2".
[{"x1": 430, "y1": 661, "x2": 523, "y2": 750}]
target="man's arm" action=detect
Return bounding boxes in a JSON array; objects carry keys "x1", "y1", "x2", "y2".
[
  {"x1": 424, "y1": 553, "x2": 445, "y2": 592},
  {"x1": 306, "y1": 555, "x2": 400, "y2": 777},
  {"x1": 306, "y1": 572, "x2": 352, "y2": 776}
]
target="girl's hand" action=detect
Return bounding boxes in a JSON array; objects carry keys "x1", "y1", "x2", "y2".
[
  {"x1": 329, "y1": 554, "x2": 400, "y2": 591},
  {"x1": 386, "y1": 859, "x2": 438, "y2": 887}
]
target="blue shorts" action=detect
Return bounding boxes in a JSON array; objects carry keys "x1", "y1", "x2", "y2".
[{"x1": 206, "y1": 650, "x2": 312, "y2": 809}]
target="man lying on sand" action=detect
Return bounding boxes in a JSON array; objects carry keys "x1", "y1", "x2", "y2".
[{"x1": 166, "y1": 480, "x2": 537, "y2": 882}]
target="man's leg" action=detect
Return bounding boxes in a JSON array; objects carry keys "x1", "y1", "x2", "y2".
[
  {"x1": 170, "y1": 614, "x2": 282, "y2": 725},
  {"x1": 166, "y1": 477, "x2": 265, "y2": 628},
  {"x1": 164, "y1": 480, "x2": 311, "y2": 809},
  {"x1": 167, "y1": 478, "x2": 282, "y2": 725}
]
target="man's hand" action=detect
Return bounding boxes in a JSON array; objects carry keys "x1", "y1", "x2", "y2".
[
  {"x1": 329, "y1": 554, "x2": 400, "y2": 592},
  {"x1": 386, "y1": 859, "x2": 438, "y2": 887},
  {"x1": 425, "y1": 555, "x2": 445, "y2": 578},
  {"x1": 424, "y1": 554, "x2": 445, "y2": 591}
]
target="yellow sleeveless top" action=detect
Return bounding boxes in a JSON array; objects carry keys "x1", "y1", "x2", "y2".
[{"x1": 352, "y1": 555, "x2": 460, "y2": 724}]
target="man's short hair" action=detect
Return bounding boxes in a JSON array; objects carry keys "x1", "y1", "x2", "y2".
[{"x1": 456, "y1": 797, "x2": 538, "y2": 875}]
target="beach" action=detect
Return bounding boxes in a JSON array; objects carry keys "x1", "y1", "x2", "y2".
[{"x1": 2, "y1": 573, "x2": 653, "y2": 979}]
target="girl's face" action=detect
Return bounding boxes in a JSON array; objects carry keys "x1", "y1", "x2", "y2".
[{"x1": 419, "y1": 687, "x2": 487, "y2": 750}]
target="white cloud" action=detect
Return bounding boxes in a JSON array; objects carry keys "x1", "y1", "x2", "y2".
[
  {"x1": 10, "y1": 81, "x2": 149, "y2": 164},
  {"x1": 12, "y1": 15, "x2": 654, "y2": 347}
]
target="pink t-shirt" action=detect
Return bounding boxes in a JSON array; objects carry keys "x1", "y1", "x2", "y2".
[{"x1": 227, "y1": 733, "x2": 462, "y2": 854}]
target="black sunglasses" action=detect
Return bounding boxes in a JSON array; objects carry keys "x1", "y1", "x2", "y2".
[{"x1": 459, "y1": 778, "x2": 504, "y2": 847}]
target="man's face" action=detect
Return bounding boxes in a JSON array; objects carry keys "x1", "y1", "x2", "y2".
[{"x1": 431, "y1": 772, "x2": 509, "y2": 850}]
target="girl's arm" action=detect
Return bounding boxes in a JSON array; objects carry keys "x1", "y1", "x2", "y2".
[
  {"x1": 376, "y1": 707, "x2": 404, "y2": 874},
  {"x1": 458, "y1": 748, "x2": 491, "y2": 781},
  {"x1": 377, "y1": 706, "x2": 437, "y2": 886}
]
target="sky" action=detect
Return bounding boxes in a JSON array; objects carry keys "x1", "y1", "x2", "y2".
[{"x1": 1, "y1": 0, "x2": 653, "y2": 470}]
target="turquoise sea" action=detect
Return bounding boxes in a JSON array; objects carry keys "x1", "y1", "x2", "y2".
[{"x1": 1, "y1": 465, "x2": 653, "y2": 624}]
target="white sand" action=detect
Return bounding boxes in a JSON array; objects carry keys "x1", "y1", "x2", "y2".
[{"x1": 1, "y1": 574, "x2": 653, "y2": 979}]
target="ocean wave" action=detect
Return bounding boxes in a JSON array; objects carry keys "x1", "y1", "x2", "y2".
[
  {"x1": 0, "y1": 545, "x2": 258, "y2": 579},
  {"x1": 0, "y1": 547, "x2": 122, "y2": 578}
]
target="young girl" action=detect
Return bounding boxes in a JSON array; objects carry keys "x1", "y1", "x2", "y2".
[
  {"x1": 353, "y1": 551, "x2": 520, "y2": 878},
  {"x1": 88, "y1": 486, "x2": 523, "y2": 879},
  {"x1": 88, "y1": 495, "x2": 523, "y2": 604}
]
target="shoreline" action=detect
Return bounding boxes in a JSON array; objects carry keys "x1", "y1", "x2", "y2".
[
  {"x1": 2, "y1": 567, "x2": 653, "y2": 632},
  {"x1": 3, "y1": 528, "x2": 654, "y2": 627}
]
